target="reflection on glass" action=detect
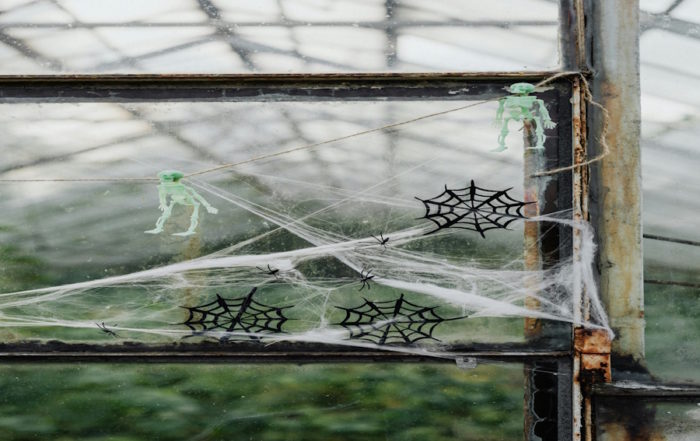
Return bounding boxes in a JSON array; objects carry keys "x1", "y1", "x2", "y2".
[
  {"x1": 0, "y1": 0, "x2": 561, "y2": 73},
  {"x1": 640, "y1": 1, "x2": 700, "y2": 384}
]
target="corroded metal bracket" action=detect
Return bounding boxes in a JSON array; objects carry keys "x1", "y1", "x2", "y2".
[{"x1": 575, "y1": 327, "x2": 612, "y2": 383}]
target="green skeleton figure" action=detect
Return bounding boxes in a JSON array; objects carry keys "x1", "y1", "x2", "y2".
[
  {"x1": 145, "y1": 170, "x2": 218, "y2": 236},
  {"x1": 493, "y1": 82, "x2": 556, "y2": 152}
]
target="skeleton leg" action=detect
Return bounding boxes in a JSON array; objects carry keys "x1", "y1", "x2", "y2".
[
  {"x1": 174, "y1": 201, "x2": 200, "y2": 236},
  {"x1": 532, "y1": 115, "x2": 546, "y2": 150},
  {"x1": 521, "y1": 109, "x2": 545, "y2": 150},
  {"x1": 527, "y1": 112, "x2": 545, "y2": 150},
  {"x1": 145, "y1": 203, "x2": 174, "y2": 234},
  {"x1": 493, "y1": 117, "x2": 512, "y2": 152}
]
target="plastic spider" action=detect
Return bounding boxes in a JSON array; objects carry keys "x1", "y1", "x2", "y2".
[
  {"x1": 358, "y1": 268, "x2": 375, "y2": 291},
  {"x1": 96, "y1": 322, "x2": 118, "y2": 338},
  {"x1": 256, "y1": 264, "x2": 280, "y2": 279},
  {"x1": 371, "y1": 233, "x2": 390, "y2": 250}
]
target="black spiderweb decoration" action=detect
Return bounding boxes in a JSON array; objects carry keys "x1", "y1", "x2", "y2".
[
  {"x1": 416, "y1": 179, "x2": 531, "y2": 238},
  {"x1": 336, "y1": 294, "x2": 464, "y2": 345},
  {"x1": 181, "y1": 287, "x2": 290, "y2": 341}
]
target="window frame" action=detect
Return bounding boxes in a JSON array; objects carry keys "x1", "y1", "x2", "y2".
[{"x1": 9, "y1": 1, "x2": 682, "y2": 440}]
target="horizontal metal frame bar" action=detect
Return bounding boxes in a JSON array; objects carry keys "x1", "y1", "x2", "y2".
[
  {"x1": 593, "y1": 383, "x2": 700, "y2": 402},
  {"x1": 0, "y1": 352, "x2": 572, "y2": 364},
  {"x1": 0, "y1": 72, "x2": 575, "y2": 102},
  {"x1": 0, "y1": 19, "x2": 558, "y2": 30},
  {"x1": 0, "y1": 72, "x2": 571, "y2": 82},
  {"x1": 643, "y1": 233, "x2": 700, "y2": 248},
  {"x1": 644, "y1": 279, "x2": 700, "y2": 289},
  {"x1": 0, "y1": 341, "x2": 570, "y2": 363}
]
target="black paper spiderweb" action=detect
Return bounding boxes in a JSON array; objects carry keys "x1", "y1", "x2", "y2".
[
  {"x1": 336, "y1": 294, "x2": 463, "y2": 345},
  {"x1": 181, "y1": 287, "x2": 290, "y2": 341},
  {"x1": 416, "y1": 179, "x2": 531, "y2": 237}
]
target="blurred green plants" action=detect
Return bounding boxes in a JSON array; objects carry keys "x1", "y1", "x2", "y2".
[{"x1": 0, "y1": 363, "x2": 523, "y2": 441}]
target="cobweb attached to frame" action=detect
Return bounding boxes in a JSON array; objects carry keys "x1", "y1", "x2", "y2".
[
  {"x1": 0, "y1": 96, "x2": 612, "y2": 358},
  {"x1": 0, "y1": 170, "x2": 610, "y2": 355}
]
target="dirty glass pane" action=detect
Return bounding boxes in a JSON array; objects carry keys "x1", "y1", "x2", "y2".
[
  {"x1": 0, "y1": 363, "x2": 524, "y2": 440},
  {"x1": 0, "y1": 0, "x2": 561, "y2": 73},
  {"x1": 640, "y1": 1, "x2": 700, "y2": 383},
  {"x1": 596, "y1": 399, "x2": 700, "y2": 440},
  {"x1": 0, "y1": 93, "x2": 571, "y2": 351},
  {"x1": 645, "y1": 282, "x2": 700, "y2": 383}
]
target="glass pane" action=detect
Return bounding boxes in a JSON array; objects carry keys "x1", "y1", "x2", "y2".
[
  {"x1": 596, "y1": 399, "x2": 700, "y2": 440},
  {"x1": 640, "y1": 1, "x2": 700, "y2": 383},
  {"x1": 0, "y1": 363, "x2": 525, "y2": 440},
  {"x1": 645, "y1": 282, "x2": 700, "y2": 383},
  {"x1": 0, "y1": 0, "x2": 562, "y2": 74},
  {"x1": 0, "y1": 92, "x2": 574, "y2": 351}
]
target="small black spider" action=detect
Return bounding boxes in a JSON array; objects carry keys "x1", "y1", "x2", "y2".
[
  {"x1": 257, "y1": 264, "x2": 280, "y2": 279},
  {"x1": 371, "y1": 233, "x2": 390, "y2": 250},
  {"x1": 96, "y1": 322, "x2": 118, "y2": 338},
  {"x1": 358, "y1": 268, "x2": 375, "y2": 291}
]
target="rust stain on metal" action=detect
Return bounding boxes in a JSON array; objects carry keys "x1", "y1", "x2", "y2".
[
  {"x1": 572, "y1": 75, "x2": 600, "y2": 441},
  {"x1": 572, "y1": 76, "x2": 591, "y2": 325},
  {"x1": 575, "y1": 328, "x2": 611, "y2": 354},
  {"x1": 575, "y1": 327, "x2": 612, "y2": 383}
]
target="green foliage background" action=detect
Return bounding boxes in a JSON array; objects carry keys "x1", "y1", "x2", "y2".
[{"x1": 0, "y1": 363, "x2": 523, "y2": 441}]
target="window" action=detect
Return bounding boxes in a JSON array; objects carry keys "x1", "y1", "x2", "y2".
[{"x1": 1, "y1": 1, "x2": 696, "y2": 440}]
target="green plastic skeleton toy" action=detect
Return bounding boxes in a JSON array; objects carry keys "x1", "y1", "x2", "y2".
[
  {"x1": 145, "y1": 170, "x2": 218, "y2": 236},
  {"x1": 493, "y1": 82, "x2": 556, "y2": 152}
]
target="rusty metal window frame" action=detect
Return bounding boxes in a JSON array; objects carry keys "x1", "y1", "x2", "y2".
[
  {"x1": 0, "y1": 72, "x2": 576, "y2": 363},
  {"x1": 0, "y1": 2, "x2": 595, "y2": 440},
  {"x1": 0, "y1": 71, "x2": 579, "y2": 441}
]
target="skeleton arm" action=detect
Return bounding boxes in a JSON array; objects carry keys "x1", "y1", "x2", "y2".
[
  {"x1": 536, "y1": 99, "x2": 556, "y2": 129},
  {"x1": 186, "y1": 186, "x2": 218, "y2": 214}
]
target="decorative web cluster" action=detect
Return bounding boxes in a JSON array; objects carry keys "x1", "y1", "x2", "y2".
[
  {"x1": 182, "y1": 287, "x2": 290, "y2": 341},
  {"x1": 0, "y1": 173, "x2": 611, "y2": 354},
  {"x1": 336, "y1": 294, "x2": 462, "y2": 345},
  {"x1": 416, "y1": 180, "x2": 531, "y2": 237}
]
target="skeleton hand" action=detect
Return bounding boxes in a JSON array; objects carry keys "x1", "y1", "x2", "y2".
[
  {"x1": 543, "y1": 120, "x2": 556, "y2": 129},
  {"x1": 206, "y1": 206, "x2": 218, "y2": 214},
  {"x1": 158, "y1": 204, "x2": 166, "y2": 211}
]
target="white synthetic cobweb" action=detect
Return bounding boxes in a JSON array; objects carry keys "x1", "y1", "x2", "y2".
[{"x1": 0, "y1": 164, "x2": 611, "y2": 356}]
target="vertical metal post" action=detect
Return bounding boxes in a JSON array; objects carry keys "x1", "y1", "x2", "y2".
[
  {"x1": 580, "y1": 2, "x2": 643, "y2": 439},
  {"x1": 523, "y1": 85, "x2": 573, "y2": 440},
  {"x1": 559, "y1": 0, "x2": 588, "y2": 71},
  {"x1": 588, "y1": 0, "x2": 644, "y2": 362},
  {"x1": 522, "y1": 121, "x2": 545, "y2": 441},
  {"x1": 384, "y1": 0, "x2": 398, "y2": 68},
  {"x1": 571, "y1": 76, "x2": 587, "y2": 441}
]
